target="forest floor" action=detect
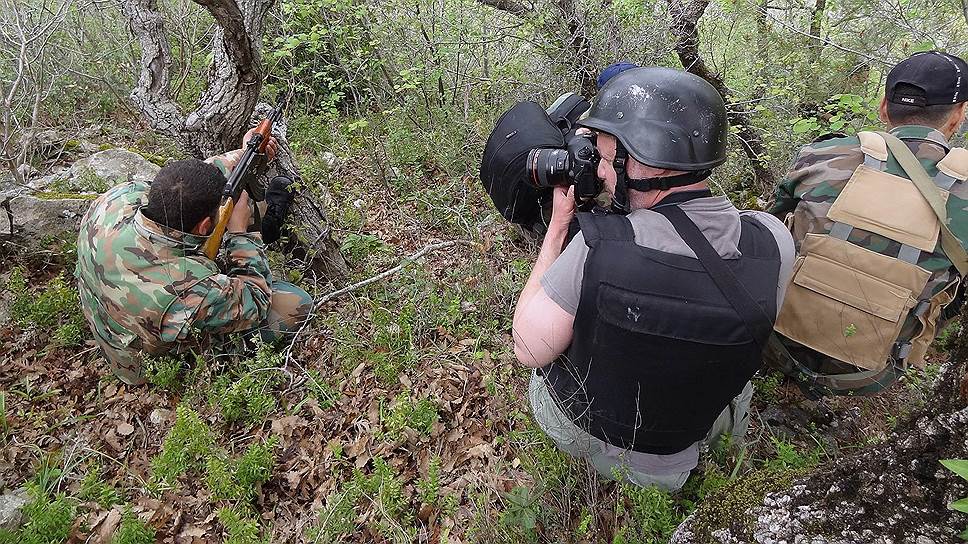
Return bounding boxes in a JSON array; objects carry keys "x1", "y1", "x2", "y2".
[{"x1": 0, "y1": 115, "x2": 949, "y2": 543}]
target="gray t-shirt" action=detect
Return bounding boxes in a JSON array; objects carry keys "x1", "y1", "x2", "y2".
[{"x1": 539, "y1": 196, "x2": 796, "y2": 473}]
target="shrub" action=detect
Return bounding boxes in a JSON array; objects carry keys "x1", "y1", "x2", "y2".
[
  {"x1": 0, "y1": 484, "x2": 76, "y2": 544},
  {"x1": 218, "y1": 507, "x2": 270, "y2": 544},
  {"x1": 78, "y1": 469, "x2": 121, "y2": 508},
  {"x1": 110, "y1": 507, "x2": 155, "y2": 544},
  {"x1": 206, "y1": 438, "x2": 278, "y2": 503},
  {"x1": 7, "y1": 269, "x2": 87, "y2": 347},
  {"x1": 151, "y1": 406, "x2": 215, "y2": 486}
]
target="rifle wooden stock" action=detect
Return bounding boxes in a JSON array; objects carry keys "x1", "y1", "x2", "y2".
[{"x1": 203, "y1": 198, "x2": 236, "y2": 260}]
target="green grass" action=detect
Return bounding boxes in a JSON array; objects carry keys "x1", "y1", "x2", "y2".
[
  {"x1": 380, "y1": 394, "x2": 438, "y2": 439},
  {"x1": 143, "y1": 354, "x2": 186, "y2": 391},
  {"x1": 110, "y1": 507, "x2": 155, "y2": 544},
  {"x1": 218, "y1": 507, "x2": 270, "y2": 544},
  {"x1": 7, "y1": 268, "x2": 87, "y2": 347},
  {"x1": 0, "y1": 484, "x2": 77, "y2": 544},
  {"x1": 150, "y1": 405, "x2": 215, "y2": 487},
  {"x1": 78, "y1": 468, "x2": 121, "y2": 508},
  {"x1": 206, "y1": 438, "x2": 278, "y2": 503}
]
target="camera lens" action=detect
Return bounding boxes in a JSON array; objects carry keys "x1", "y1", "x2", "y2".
[{"x1": 527, "y1": 148, "x2": 570, "y2": 188}]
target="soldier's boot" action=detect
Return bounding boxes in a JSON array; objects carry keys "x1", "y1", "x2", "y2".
[{"x1": 258, "y1": 280, "x2": 314, "y2": 344}]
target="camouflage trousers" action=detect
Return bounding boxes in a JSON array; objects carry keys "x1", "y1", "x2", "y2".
[
  {"x1": 106, "y1": 280, "x2": 313, "y2": 385},
  {"x1": 256, "y1": 280, "x2": 314, "y2": 343}
]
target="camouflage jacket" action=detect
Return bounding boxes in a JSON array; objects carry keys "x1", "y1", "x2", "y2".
[
  {"x1": 770, "y1": 125, "x2": 967, "y2": 304},
  {"x1": 74, "y1": 173, "x2": 273, "y2": 384}
]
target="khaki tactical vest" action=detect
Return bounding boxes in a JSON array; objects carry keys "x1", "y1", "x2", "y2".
[{"x1": 775, "y1": 131, "x2": 968, "y2": 384}]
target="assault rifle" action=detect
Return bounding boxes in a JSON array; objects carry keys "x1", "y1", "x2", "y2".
[{"x1": 202, "y1": 103, "x2": 284, "y2": 260}]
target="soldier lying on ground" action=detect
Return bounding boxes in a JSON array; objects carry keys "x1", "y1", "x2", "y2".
[
  {"x1": 74, "y1": 130, "x2": 313, "y2": 385},
  {"x1": 768, "y1": 51, "x2": 968, "y2": 397}
]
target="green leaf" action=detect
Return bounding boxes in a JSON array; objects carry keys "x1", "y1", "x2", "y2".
[
  {"x1": 942, "y1": 459, "x2": 968, "y2": 481},
  {"x1": 792, "y1": 118, "x2": 817, "y2": 134},
  {"x1": 912, "y1": 41, "x2": 935, "y2": 53},
  {"x1": 952, "y1": 499, "x2": 968, "y2": 513},
  {"x1": 959, "y1": 527, "x2": 968, "y2": 541}
]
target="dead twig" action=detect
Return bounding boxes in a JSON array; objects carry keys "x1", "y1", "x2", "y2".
[{"x1": 283, "y1": 239, "x2": 478, "y2": 365}]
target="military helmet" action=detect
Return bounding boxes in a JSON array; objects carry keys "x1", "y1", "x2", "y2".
[{"x1": 578, "y1": 67, "x2": 729, "y2": 171}]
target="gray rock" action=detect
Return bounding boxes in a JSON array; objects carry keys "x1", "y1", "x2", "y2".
[
  {"x1": 72, "y1": 149, "x2": 159, "y2": 186},
  {"x1": 0, "y1": 191, "x2": 92, "y2": 246},
  {"x1": 0, "y1": 489, "x2": 29, "y2": 531},
  {"x1": 31, "y1": 149, "x2": 159, "y2": 193}
]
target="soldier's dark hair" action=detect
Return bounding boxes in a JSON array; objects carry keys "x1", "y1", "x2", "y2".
[
  {"x1": 886, "y1": 83, "x2": 962, "y2": 128},
  {"x1": 142, "y1": 159, "x2": 226, "y2": 232}
]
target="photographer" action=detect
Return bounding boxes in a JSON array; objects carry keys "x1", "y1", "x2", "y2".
[{"x1": 509, "y1": 67, "x2": 795, "y2": 490}]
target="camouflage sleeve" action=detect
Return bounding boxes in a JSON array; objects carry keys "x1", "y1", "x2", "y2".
[
  {"x1": 206, "y1": 149, "x2": 245, "y2": 177},
  {"x1": 163, "y1": 233, "x2": 273, "y2": 338},
  {"x1": 768, "y1": 146, "x2": 812, "y2": 218}
]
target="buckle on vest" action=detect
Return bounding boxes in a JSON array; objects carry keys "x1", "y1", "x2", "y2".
[{"x1": 892, "y1": 341, "x2": 913, "y2": 361}]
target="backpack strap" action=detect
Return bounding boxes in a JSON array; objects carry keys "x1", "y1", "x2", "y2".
[
  {"x1": 576, "y1": 212, "x2": 634, "y2": 248},
  {"x1": 858, "y1": 130, "x2": 888, "y2": 170},
  {"x1": 936, "y1": 148, "x2": 968, "y2": 190},
  {"x1": 768, "y1": 334, "x2": 903, "y2": 398}
]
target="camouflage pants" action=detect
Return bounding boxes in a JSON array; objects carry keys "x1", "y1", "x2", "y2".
[
  {"x1": 106, "y1": 281, "x2": 313, "y2": 385},
  {"x1": 255, "y1": 280, "x2": 314, "y2": 343}
]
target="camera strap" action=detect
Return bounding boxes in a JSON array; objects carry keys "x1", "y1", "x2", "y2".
[{"x1": 610, "y1": 145, "x2": 632, "y2": 214}]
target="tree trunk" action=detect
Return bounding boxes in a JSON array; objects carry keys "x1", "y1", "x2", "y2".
[
  {"x1": 121, "y1": 0, "x2": 345, "y2": 276},
  {"x1": 121, "y1": 0, "x2": 269, "y2": 156},
  {"x1": 666, "y1": 0, "x2": 777, "y2": 191},
  {"x1": 672, "y1": 317, "x2": 968, "y2": 542},
  {"x1": 475, "y1": 0, "x2": 598, "y2": 97}
]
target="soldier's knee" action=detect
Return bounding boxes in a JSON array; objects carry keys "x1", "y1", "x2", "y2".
[{"x1": 265, "y1": 281, "x2": 313, "y2": 335}]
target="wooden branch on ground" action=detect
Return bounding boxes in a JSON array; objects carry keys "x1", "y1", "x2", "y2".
[{"x1": 283, "y1": 239, "x2": 477, "y2": 364}]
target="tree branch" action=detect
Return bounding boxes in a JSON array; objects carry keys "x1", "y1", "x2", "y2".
[
  {"x1": 475, "y1": 0, "x2": 531, "y2": 18},
  {"x1": 666, "y1": 0, "x2": 776, "y2": 190}
]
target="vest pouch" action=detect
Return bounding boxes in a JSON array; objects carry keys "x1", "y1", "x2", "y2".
[
  {"x1": 775, "y1": 234, "x2": 930, "y2": 371},
  {"x1": 827, "y1": 164, "x2": 947, "y2": 252},
  {"x1": 907, "y1": 279, "x2": 958, "y2": 367}
]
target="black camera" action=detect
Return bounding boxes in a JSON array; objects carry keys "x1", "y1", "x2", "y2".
[{"x1": 525, "y1": 93, "x2": 602, "y2": 206}]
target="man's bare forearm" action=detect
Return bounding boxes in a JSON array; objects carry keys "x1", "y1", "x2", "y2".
[{"x1": 514, "y1": 221, "x2": 569, "y2": 318}]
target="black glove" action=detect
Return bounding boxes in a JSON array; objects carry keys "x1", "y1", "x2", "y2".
[{"x1": 261, "y1": 176, "x2": 295, "y2": 245}]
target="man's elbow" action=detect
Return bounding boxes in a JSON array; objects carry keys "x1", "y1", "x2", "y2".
[{"x1": 512, "y1": 332, "x2": 554, "y2": 368}]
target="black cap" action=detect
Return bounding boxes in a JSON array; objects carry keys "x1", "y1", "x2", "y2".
[{"x1": 886, "y1": 51, "x2": 968, "y2": 107}]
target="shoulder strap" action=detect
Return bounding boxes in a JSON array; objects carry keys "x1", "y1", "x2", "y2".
[
  {"x1": 576, "y1": 212, "x2": 634, "y2": 247},
  {"x1": 877, "y1": 131, "x2": 968, "y2": 276},
  {"x1": 858, "y1": 130, "x2": 888, "y2": 169},
  {"x1": 653, "y1": 205, "x2": 774, "y2": 352},
  {"x1": 938, "y1": 148, "x2": 968, "y2": 182}
]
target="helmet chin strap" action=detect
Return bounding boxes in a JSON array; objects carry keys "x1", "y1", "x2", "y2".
[
  {"x1": 610, "y1": 141, "x2": 711, "y2": 215},
  {"x1": 610, "y1": 144, "x2": 631, "y2": 214}
]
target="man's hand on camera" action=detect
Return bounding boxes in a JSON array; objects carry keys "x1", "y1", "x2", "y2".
[
  {"x1": 243, "y1": 128, "x2": 279, "y2": 162},
  {"x1": 550, "y1": 185, "x2": 576, "y2": 231}
]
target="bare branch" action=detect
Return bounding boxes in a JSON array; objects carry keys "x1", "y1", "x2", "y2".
[{"x1": 475, "y1": 0, "x2": 531, "y2": 17}]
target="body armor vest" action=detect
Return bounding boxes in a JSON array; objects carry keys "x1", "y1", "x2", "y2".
[
  {"x1": 543, "y1": 206, "x2": 781, "y2": 455},
  {"x1": 773, "y1": 132, "x2": 968, "y2": 395}
]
